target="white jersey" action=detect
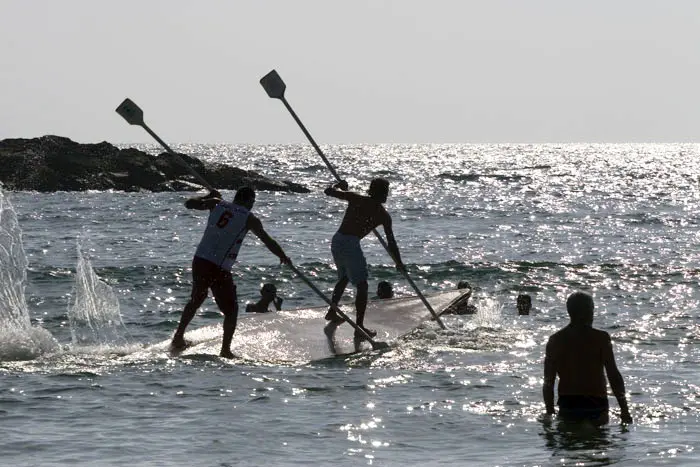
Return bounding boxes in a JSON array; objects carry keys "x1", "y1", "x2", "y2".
[{"x1": 194, "y1": 201, "x2": 250, "y2": 271}]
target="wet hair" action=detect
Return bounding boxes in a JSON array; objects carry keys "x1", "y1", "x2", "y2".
[
  {"x1": 377, "y1": 281, "x2": 393, "y2": 299},
  {"x1": 261, "y1": 283, "x2": 277, "y2": 296},
  {"x1": 457, "y1": 280, "x2": 471, "y2": 290},
  {"x1": 368, "y1": 178, "x2": 389, "y2": 201},
  {"x1": 566, "y1": 291, "x2": 594, "y2": 324},
  {"x1": 233, "y1": 186, "x2": 256, "y2": 204}
]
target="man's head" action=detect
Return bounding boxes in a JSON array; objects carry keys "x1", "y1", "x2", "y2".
[
  {"x1": 234, "y1": 186, "x2": 256, "y2": 210},
  {"x1": 566, "y1": 291, "x2": 594, "y2": 325},
  {"x1": 517, "y1": 294, "x2": 532, "y2": 315},
  {"x1": 377, "y1": 281, "x2": 393, "y2": 299},
  {"x1": 368, "y1": 178, "x2": 390, "y2": 203}
]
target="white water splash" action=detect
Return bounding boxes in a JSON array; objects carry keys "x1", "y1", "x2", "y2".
[
  {"x1": 68, "y1": 243, "x2": 129, "y2": 346},
  {"x1": 0, "y1": 188, "x2": 58, "y2": 360},
  {"x1": 470, "y1": 296, "x2": 504, "y2": 328}
]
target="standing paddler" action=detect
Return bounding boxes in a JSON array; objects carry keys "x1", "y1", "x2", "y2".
[
  {"x1": 323, "y1": 178, "x2": 406, "y2": 348},
  {"x1": 171, "y1": 187, "x2": 290, "y2": 358}
]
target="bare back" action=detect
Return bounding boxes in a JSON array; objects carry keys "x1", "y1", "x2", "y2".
[
  {"x1": 545, "y1": 325, "x2": 612, "y2": 398},
  {"x1": 336, "y1": 192, "x2": 390, "y2": 239}
]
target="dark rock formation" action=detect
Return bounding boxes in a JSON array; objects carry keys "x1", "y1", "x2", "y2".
[{"x1": 0, "y1": 135, "x2": 309, "y2": 193}]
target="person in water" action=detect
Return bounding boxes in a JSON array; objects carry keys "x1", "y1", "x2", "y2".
[
  {"x1": 171, "y1": 187, "x2": 290, "y2": 358},
  {"x1": 323, "y1": 178, "x2": 406, "y2": 345},
  {"x1": 442, "y1": 280, "x2": 476, "y2": 315},
  {"x1": 543, "y1": 291, "x2": 633, "y2": 425},
  {"x1": 246, "y1": 283, "x2": 283, "y2": 313},
  {"x1": 517, "y1": 293, "x2": 532, "y2": 315},
  {"x1": 376, "y1": 281, "x2": 394, "y2": 299}
]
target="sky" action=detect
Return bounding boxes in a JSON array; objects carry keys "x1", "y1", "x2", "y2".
[{"x1": 1, "y1": 0, "x2": 699, "y2": 144}]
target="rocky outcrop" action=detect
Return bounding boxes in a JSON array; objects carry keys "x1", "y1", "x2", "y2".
[{"x1": 0, "y1": 135, "x2": 309, "y2": 193}]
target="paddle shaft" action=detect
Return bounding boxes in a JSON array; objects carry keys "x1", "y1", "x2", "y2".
[
  {"x1": 277, "y1": 97, "x2": 446, "y2": 330},
  {"x1": 279, "y1": 97, "x2": 341, "y2": 181},
  {"x1": 139, "y1": 122, "x2": 214, "y2": 192},
  {"x1": 286, "y1": 262, "x2": 380, "y2": 346}
]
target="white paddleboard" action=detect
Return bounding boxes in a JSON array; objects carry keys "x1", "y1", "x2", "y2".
[{"x1": 146, "y1": 290, "x2": 467, "y2": 363}]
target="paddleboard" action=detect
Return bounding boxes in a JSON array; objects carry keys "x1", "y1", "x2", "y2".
[{"x1": 144, "y1": 289, "x2": 467, "y2": 363}]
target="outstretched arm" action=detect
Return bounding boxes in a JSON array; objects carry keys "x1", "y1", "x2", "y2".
[
  {"x1": 603, "y1": 334, "x2": 633, "y2": 423},
  {"x1": 543, "y1": 339, "x2": 557, "y2": 414},
  {"x1": 247, "y1": 215, "x2": 290, "y2": 264},
  {"x1": 382, "y1": 214, "x2": 404, "y2": 269},
  {"x1": 185, "y1": 190, "x2": 222, "y2": 210}
]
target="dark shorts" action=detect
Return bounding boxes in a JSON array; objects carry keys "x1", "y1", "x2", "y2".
[
  {"x1": 191, "y1": 256, "x2": 238, "y2": 316},
  {"x1": 558, "y1": 395, "x2": 609, "y2": 422}
]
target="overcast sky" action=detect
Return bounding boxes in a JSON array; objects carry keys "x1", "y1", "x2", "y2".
[{"x1": 1, "y1": 0, "x2": 699, "y2": 144}]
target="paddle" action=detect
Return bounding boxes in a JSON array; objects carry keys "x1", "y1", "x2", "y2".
[
  {"x1": 260, "y1": 70, "x2": 447, "y2": 330},
  {"x1": 287, "y1": 263, "x2": 389, "y2": 351},
  {"x1": 115, "y1": 98, "x2": 214, "y2": 191}
]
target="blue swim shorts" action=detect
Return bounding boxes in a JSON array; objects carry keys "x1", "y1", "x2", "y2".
[{"x1": 331, "y1": 232, "x2": 368, "y2": 285}]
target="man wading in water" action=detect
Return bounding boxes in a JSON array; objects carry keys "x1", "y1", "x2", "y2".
[
  {"x1": 323, "y1": 178, "x2": 406, "y2": 348},
  {"x1": 171, "y1": 187, "x2": 290, "y2": 358},
  {"x1": 543, "y1": 291, "x2": 633, "y2": 425}
]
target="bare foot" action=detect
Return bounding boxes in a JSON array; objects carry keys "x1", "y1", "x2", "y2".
[
  {"x1": 324, "y1": 307, "x2": 344, "y2": 324},
  {"x1": 353, "y1": 335, "x2": 363, "y2": 353},
  {"x1": 171, "y1": 336, "x2": 190, "y2": 350},
  {"x1": 324, "y1": 322, "x2": 339, "y2": 354},
  {"x1": 219, "y1": 349, "x2": 236, "y2": 359}
]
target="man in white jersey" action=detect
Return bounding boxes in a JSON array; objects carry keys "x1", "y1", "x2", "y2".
[{"x1": 171, "y1": 186, "x2": 290, "y2": 358}]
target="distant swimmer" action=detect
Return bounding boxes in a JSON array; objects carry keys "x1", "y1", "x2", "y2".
[
  {"x1": 246, "y1": 283, "x2": 283, "y2": 313},
  {"x1": 517, "y1": 294, "x2": 532, "y2": 315},
  {"x1": 323, "y1": 178, "x2": 406, "y2": 346},
  {"x1": 543, "y1": 291, "x2": 633, "y2": 425},
  {"x1": 442, "y1": 280, "x2": 476, "y2": 315},
  {"x1": 171, "y1": 187, "x2": 290, "y2": 358},
  {"x1": 375, "y1": 281, "x2": 394, "y2": 299}
]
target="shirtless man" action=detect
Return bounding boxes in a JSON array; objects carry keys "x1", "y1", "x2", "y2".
[
  {"x1": 543, "y1": 291, "x2": 633, "y2": 424},
  {"x1": 171, "y1": 187, "x2": 290, "y2": 358},
  {"x1": 323, "y1": 178, "x2": 405, "y2": 345}
]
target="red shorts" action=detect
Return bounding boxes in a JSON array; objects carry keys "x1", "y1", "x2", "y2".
[{"x1": 191, "y1": 256, "x2": 238, "y2": 316}]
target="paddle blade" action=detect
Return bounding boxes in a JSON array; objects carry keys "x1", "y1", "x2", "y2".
[
  {"x1": 260, "y1": 69, "x2": 286, "y2": 99},
  {"x1": 115, "y1": 98, "x2": 145, "y2": 126}
]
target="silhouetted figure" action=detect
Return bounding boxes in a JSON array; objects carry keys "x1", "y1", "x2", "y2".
[
  {"x1": 543, "y1": 291, "x2": 632, "y2": 425},
  {"x1": 517, "y1": 294, "x2": 532, "y2": 315},
  {"x1": 442, "y1": 280, "x2": 476, "y2": 315},
  {"x1": 323, "y1": 178, "x2": 406, "y2": 348},
  {"x1": 246, "y1": 283, "x2": 283, "y2": 313},
  {"x1": 376, "y1": 281, "x2": 394, "y2": 299},
  {"x1": 171, "y1": 188, "x2": 290, "y2": 358}
]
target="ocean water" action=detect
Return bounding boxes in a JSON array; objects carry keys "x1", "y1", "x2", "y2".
[{"x1": 1, "y1": 143, "x2": 700, "y2": 466}]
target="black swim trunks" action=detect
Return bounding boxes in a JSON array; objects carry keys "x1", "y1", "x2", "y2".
[{"x1": 557, "y1": 395, "x2": 609, "y2": 422}]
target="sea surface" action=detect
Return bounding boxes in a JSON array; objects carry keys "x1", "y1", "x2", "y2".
[{"x1": 1, "y1": 143, "x2": 700, "y2": 466}]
